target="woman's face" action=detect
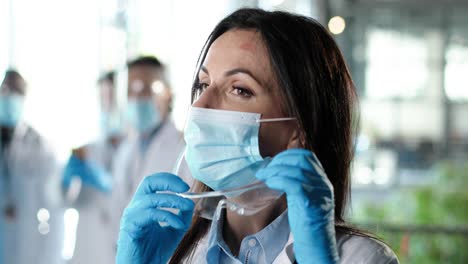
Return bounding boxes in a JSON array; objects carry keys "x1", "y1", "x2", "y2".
[{"x1": 193, "y1": 29, "x2": 299, "y2": 157}]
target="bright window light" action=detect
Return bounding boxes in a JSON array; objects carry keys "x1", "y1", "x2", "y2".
[
  {"x1": 445, "y1": 44, "x2": 468, "y2": 101},
  {"x1": 365, "y1": 29, "x2": 428, "y2": 99},
  {"x1": 12, "y1": 0, "x2": 101, "y2": 161}
]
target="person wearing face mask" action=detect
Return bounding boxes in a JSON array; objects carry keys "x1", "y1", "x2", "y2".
[
  {"x1": 61, "y1": 71, "x2": 123, "y2": 264},
  {"x1": 110, "y1": 56, "x2": 190, "y2": 252},
  {"x1": 115, "y1": 9, "x2": 400, "y2": 264},
  {"x1": 0, "y1": 70, "x2": 63, "y2": 264}
]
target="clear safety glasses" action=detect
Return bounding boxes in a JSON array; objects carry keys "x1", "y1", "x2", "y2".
[{"x1": 170, "y1": 151, "x2": 284, "y2": 220}]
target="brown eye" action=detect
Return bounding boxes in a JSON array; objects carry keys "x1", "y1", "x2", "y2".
[{"x1": 233, "y1": 86, "x2": 253, "y2": 98}]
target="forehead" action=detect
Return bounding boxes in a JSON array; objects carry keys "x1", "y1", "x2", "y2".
[
  {"x1": 204, "y1": 29, "x2": 274, "y2": 84},
  {"x1": 128, "y1": 66, "x2": 161, "y2": 82},
  {"x1": 212, "y1": 29, "x2": 263, "y2": 51}
]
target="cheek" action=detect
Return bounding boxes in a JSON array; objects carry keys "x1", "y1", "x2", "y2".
[
  {"x1": 258, "y1": 122, "x2": 293, "y2": 158},
  {"x1": 154, "y1": 96, "x2": 163, "y2": 111},
  {"x1": 155, "y1": 95, "x2": 171, "y2": 115}
]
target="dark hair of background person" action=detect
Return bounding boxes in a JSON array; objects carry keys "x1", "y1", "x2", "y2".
[
  {"x1": 1, "y1": 69, "x2": 27, "y2": 95},
  {"x1": 126, "y1": 56, "x2": 166, "y2": 85},
  {"x1": 98, "y1": 71, "x2": 115, "y2": 86},
  {"x1": 126, "y1": 55, "x2": 174, "y2": 112},
  {"x1": 170, "y1": 8, "x2": 374, "y2": 263},
  {"x1": 126, "y1": 55, "x2": 163, "y2": 69}
]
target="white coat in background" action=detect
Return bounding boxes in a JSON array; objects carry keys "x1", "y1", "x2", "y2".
[
  {"x1": 0, "y1": 123, "x2": 63, "y2": 264},
  {"x1": 110, "y1": 119, "x2": 192, "y2": 254},
  {"x1": 66, "y1": 138, "x2": 120, "y2": 264}
]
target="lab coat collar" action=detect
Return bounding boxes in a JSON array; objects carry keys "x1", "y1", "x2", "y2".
[{"x1": 11, "y1": 121, "x2": 29, "y2": 142}]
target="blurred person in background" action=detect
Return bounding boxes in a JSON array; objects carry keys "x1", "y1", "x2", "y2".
[
  {"x1": 112, "y1": 55, "x2": 189, "y2": 210},
  {"x1": 61, "y1": 71, "x2": 123, "y2": 264},
  {"x1": 110, "y1": 56, "x2": 190, "y2": 253},
  {"x1": 0, "y1": 70, "x2": 63, "y2": 264}
]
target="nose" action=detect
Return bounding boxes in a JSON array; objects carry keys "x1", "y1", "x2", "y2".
[{"x1": 192, "y1": 85, "x2": 218, "y2": 109}]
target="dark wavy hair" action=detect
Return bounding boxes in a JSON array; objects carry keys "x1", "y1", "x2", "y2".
[{"x1": 170, "y1": 8, "x2": 363, "y2": 263}]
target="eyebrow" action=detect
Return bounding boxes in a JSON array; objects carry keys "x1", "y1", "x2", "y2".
[{"x1": 200, "y1": 66, "x2": 266, "y2": 89}]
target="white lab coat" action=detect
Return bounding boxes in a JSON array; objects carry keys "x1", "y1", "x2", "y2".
[
  {"x1": 0, "y1": 123, "x2": 63, "y2": 264},
  {"x1": 112, "y1": 119, "x2": 190, "y2": 205},
  {"x1": 66, "y1": 138, "x2": 119, "y2": 264},
  {"x1": 111, "y1": 119, "x2": 190, "y2": 251},
  {"x1": 188, "y1": 231, "x2": 399, "y2": 263}
]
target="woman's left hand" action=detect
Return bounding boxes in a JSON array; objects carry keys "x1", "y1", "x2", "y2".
[{"x1": 256, "y1": 148, "x2": 339, "y2": 264}]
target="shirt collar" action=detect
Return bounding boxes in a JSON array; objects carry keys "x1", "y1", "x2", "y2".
[
  {"x1": 255, "y1": 210, "x2": 290, "y2": 263},
  {"x1": 206, "y1": 208, "x2": 290, "y2": 263}
]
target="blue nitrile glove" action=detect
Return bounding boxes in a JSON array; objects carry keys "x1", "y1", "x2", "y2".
[
  {"x1": 116, "y1": 172, "x2": 194, "y2": 264},
  {"x1": 62, "y1": 154, "x2": 112, "y2": 193},
  {"x1": 256, "y1": 148, "x2": 339, "y2": 264}
]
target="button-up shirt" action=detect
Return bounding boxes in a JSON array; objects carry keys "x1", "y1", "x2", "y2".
[{"x1": 205, "y1": 210, "x2": 290, "y2": 264}]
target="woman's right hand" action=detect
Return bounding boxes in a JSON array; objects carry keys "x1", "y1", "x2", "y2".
[
  {"x1": 116, "y1": 172, "x2": 194, "y2": 264},
  {"x1": 256, "y1": 149, "x2": 338, "y2": 264}
]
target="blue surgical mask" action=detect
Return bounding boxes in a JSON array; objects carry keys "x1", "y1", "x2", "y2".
[
  {"x1": 100, "y1": 111, "x2": 122, "y2": 136},
  {"x1": 125, "y1": 98, "x2": 161, "y2": 133},
  {"x1": 0, "y1": 95, "x2": 24, "y2": 127},
  {"x1": 184, "y1": 107, "x2": 295, "y2": 191}
]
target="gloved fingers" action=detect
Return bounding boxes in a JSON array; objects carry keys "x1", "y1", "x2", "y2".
[
  {"x1": 260, "y1": 175, "x2": 311, "y2": 196},
  {"x1": 258, "y1": 165, "x2": 310, "y2": 181},
  {"x1": 62, "y1": 164, "x2": 86, "y2": 188},
  {"x1": 269, "y1": 150, "x2": 314, "y2": 169},
  {"x1": 264, "y1": 176, "x2": 335, "y2": 218},
  {"x1": 81, "y1": 162, "x2": 104, "y2": 178},
  {"x1": 129, "y1": 194, "x2": 194, "y2": 212},
  {"x1": 179, "y1": 210, "x2": 195, "y2": 230},
  {"x1": 68, "y1": 154, "x2": 86, "y2": 166},
  {"x1": 63, "y1": 162, "x2": 86, "y2": 175},
  {"x1": 257, "y1": 165, "x2": 330, "y2": 187},
  {"x1": 274, "y1": 148, "x2": 311, "y2": 158},
  {"x1": 271, "y1": 148, "x2": 319, "y2": 163},
  {"x1": 121, "y1": 208, "x2": 187, "y2": 233},
  {"x1": 64, "y1": 163, "x2": 86, "y2": 172},
  {"x1": 62, "y1": 167, "x2": 79, "y2": 180},
  {"x1": 135, "y1": 173, "x2": 190, "y2": 196},
  {"x1": 61, "y1": 176, "x2": 73, "y2": 189},
  {"x1": 79, "y1": 165, "x2": 113, "y2": 192},
  {"x1": 269, "y1": 149, "x2": 325, "y2": 173},
  {"x1": 79, "y1": 170, "x2": 99, "y2": 183},
  {"x1": 260, "y1": 174, "x2": 332, "y2": 197},
  {"x1": 94, "y1": 171, "x2": 113, "y2": 193},
  {"x1": 63, "y1": 159, "x2": 90, "y2": 182}
]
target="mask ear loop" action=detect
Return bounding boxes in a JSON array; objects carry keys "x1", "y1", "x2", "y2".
[
  {"x1": 256, "y1": 117, "x2": 296, "y2": 123},
  {"x1": 257, "y1": 117, "x2": 302, "y2": 148},
  {"x1": 213, "y1": 199, "x2": 227, "y2": 221},
  {"x1": 173, "y1": 147, "x2": 187, "y2": 175}
]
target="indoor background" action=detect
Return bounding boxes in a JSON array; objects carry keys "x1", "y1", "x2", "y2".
[{"x1": 1, "y1": 0, "x2": 467, "y2": 263}]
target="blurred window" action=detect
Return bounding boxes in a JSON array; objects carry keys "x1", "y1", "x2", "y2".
[
  {"x1": 445, "y1": 44, "x2": 468, "y2": 101},
  {"x1": 8, "y1": 0, "x2": 102, "y2": 159},
  {"x1": 445, "y1": 9, "x2": 468, "y2": 101},
  {"x1": 365, "y1": 28, "x2": 428, "y2": 99}
]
